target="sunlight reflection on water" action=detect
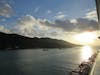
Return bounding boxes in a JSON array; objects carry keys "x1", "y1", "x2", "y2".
[{"x1": 81, "y1": 46, "x2": 93, "y2": 62}]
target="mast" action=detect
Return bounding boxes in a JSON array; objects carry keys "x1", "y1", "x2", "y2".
[
  {"x1": 95, "y1": 0, "x2": 100, "y2": 24},
  {"x1": 95, "y1": 0, "x2": 100, "y2": 39}
]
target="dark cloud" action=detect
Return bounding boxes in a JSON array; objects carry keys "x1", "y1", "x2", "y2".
[
  {"x1": 39, "y1": 18, "x2": 98, "y2": 32},
  {"x1": 76, "y1": 18, "x2": 98, "y2": 31},
  {"x1": 39, "y1": 19, "x2": 75, "y2": 31}
]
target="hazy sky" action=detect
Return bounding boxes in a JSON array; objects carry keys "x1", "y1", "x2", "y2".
[{"x1": 0, "y1": 0, "x2": 99, "y2": 44}]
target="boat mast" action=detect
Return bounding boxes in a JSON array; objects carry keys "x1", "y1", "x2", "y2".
[
  {"x1": 95, "y1": 0, "x2": 100, "y2": 23},
  {"x1": 95, "y1": 0, "x2": 100, "y2": 39}
]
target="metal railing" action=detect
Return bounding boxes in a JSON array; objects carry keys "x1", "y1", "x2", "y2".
[{"x1": 69, "y1": 51, "x2": 99, "y2": 75}]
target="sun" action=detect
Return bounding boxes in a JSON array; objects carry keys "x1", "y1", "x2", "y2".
[{"x1": 74, "y1": 32, "x2": 96, "y2": 44}]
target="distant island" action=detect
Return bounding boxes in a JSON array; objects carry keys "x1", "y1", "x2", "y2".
[{"x1": 0, "y1": 32, "x2": 79, "y2": 50}]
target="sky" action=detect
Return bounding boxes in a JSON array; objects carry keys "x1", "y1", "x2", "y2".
[{"x1": 0, "y1": 0, "x2": 99, "y2": 45}]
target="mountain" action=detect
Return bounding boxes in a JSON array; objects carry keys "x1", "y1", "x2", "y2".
[{"x1": 0, "y1": 32, "x2": 79, "y2": 50}]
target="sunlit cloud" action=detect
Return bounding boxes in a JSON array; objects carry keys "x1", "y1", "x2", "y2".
[
  {"x1": 70, "y1": 19, "x2": 77, "y2": 23},
  {"x1": 84, "y1": 10, "x2": 98, "y2": 21},
  {"x1": 0, "y1": 13, "x2": 98, "y2": 45},
  {"x1": 0, "y1": 25, "x2": 10, "y2": 33},
  {"x1": 0, "y1": 0, "x2": 98, "y2": 46},
  {"x1": 12, "y1": 15, "x2": 37, "y2": 37},
  {"x1": 55, "y1": 14, "x2": 65, "y2": 19},
  {"x1": 54, "y1": 12, "x2": 66, "y2": 20},
  {"x1": 0, "y1": 3, "x2": 13, "y2": 17}
]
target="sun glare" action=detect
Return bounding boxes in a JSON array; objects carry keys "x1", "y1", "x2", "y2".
[
  {"x1": 74, "y1": 32, "x2": 96, "y2": 44},
  {"x1": 81, "y1": 46, "x2": 93, "y2": 62}
]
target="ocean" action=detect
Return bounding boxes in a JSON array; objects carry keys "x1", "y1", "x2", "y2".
[{"x1": 0, "y1": 46, "x2": 97, "y2": 75}]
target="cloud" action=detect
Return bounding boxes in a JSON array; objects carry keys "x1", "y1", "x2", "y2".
[
  {"x1": 47, "y1": 10, "x2": 52, "y2": 14},
  {"x1": 55, "y1": 14, "x2": 65, "y2": 19},
  {"x1": 0, "y1": 18, "x2": 6, "y2": 22},
  {"x1": 39, "y1": 18, "x2": 98, "y2": 32},
  {"x1": 0, "y1": 25, "x2": 10, "y2": 33},
  {"x1": 34, "y1": 7, "x2": 39, "y2": 13},
  {"x1": 0, "y1": 14, "x2": 98, "y2": 43},
  {"x1": 76, "y1": 18, "x2": 98, "y2": 31},
  {"x1": 0, "y1": 3, "x2": 13, "y2": 17},
  {"x1": 11, "y1": 15, "x2": 56, "y2": 38},
  {"x1": 12, "y1": 15, "x2": 37, "y2": 37},
  {"x1": 70, "y1": 19, "x2": 77, "y2": 23},
  {"x1": 54, "y1": 12, "x2": 66, "y2": 20},
  {"x1": 84, "y1": 10, "x2": 98, "y2": 21},
  {"x1": 39, "y1": 19, "x2": 72, "y2": 31},
  {"x1": 57, "y1": 12, "x2": 63, "y2": 15},
  {"x1": 10, "y1": 15, "x2": 65, "y2": 38}
]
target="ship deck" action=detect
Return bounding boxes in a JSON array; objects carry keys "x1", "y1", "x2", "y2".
[{"x1": 93, "y1": 52, "x2": 100, "y2": 75}]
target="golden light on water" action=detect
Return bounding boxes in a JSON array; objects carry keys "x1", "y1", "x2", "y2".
[
  {"x1": 81, "y1": 46, "x2": 93, "y2": 62},
  {"x1": 74, "y1": 32, "x2": 96, "y2": 44}
]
